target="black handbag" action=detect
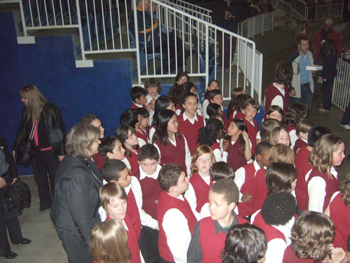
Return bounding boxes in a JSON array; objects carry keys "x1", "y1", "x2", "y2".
[{"x1": 15, "y1": 122, "x2": 37, "y2": 168}]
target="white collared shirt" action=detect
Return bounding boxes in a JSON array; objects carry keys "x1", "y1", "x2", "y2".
[
  {"x1": 270, "y1": 82, "x2": 286, "y2": 110},
  {"x1": 182, "y1": 112, "x2": 199, "y2": 125},
  {"x1": 139, "y1": 164, "x2": 162, "y2": 181}
]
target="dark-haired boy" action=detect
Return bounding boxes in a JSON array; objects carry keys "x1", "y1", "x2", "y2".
[
  {"x1": 135, "y1": 144, "x2": 162, "y2": 263},
  {"x1": 157, "y1": 164, "x2": 198, "y2": 263},
  {"x1": 130, "y1": 86, "x2": 150, "y2": 111},
  {"x1": 137, "y1": 108, "x2": 150, "y2": 144},
  {"x1": 145, "y1": 78, "x2": 161, "y2": 126},
  {"x1": 187, "y1": 179, "x2": 248, "y2": 263},
  {"x1": 209, "y1": 90, "x2": 228, "y2": 130},
  {"x1": 235, "y1": 142, "x2": 272, "y2": 218},
  {"x1": 242, "y1": 98, "x2": 260, "y2": 155}
]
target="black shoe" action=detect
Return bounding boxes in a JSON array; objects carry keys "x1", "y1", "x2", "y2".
[
  {"x1": 20, "y1": 238, "x2": 31, "y2": 245},
  {"x1": 39, "y1": 206, "x2": 50, "y2": 212},
  {"x1": 2, "y1": 252, "x2": 18, "y2": 259}
]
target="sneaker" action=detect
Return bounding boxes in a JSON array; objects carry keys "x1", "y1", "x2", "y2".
[
  {"x1": 341, "y1": 124, "x2": 350, "y2": 129},
  {"x1": 319, "y1": 108, "x2": 330, "y2": 112}
]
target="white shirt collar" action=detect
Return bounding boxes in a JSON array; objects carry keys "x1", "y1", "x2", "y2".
[
  {"x1": 331, "y1": 166, "x2": 338, "y2": 178},
  {"x1": 139, "y1": 164, "x2": 162, "y2": 180},
  {"x1": 253, "y1": 160, "x2": 261, "y2": 171},
  {"x1": 133, "y1": 102, "x2": 143, "y2": 108},
  {"x1": 183, "y1": 112, "x2": 198, "y2": 123},
  {"x1": 273, "y1": 82, "x2": 286, "y2": 96}
]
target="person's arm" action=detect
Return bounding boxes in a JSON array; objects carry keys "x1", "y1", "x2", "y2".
[
  {"x1": 183, "y1": 136, "x2": 192, "y2": 176},
  {"x1": 265, "y1": 239, "x2": 287, "y2": 263},
  {"x1": 184, "y1": 183, "x2": 201, "y2": 221},
  {"x1": 308, "y1": 177, "x2": 326, "y2": 213},
  {"x1": 2, "y1": 138, "x2": 19, "y2": 180},
  {"x1": 242, "y1": 131, "x2": 252, "y2": 161},
  {"x1": 202, "y1": 100, "x2": 209, "y2": 120},
  {"x1": 187, "y1": 221, "x2": 202, "y2": 263},
  {"x1": 270, "y1": 95, "x2": 284, "y2": 109},
  {"x1": 163, "y1": 208, "x2": 192, "y2": 263},
  {"x1": 234, "y1": 167, "x2": 246, "y2": 201},
  {"x1": 52, "y1": 105, "x2": 66, "y2": 157},
  {"x1": 131, "y1": 176, "x2": 158, "y2": 229},
  {"x1": 213, "y1": 148, "x2": 223, "y2": 162}
]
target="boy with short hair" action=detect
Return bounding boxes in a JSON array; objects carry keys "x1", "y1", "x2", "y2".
[
  {"x1": 209, "y1": 89, "x2": 228, "y2": 130},
  {"x1": 157, "y1": 164, "x2": 198, "y2": 263},
  {"x1": 242, "y1": 98, "x2": 260, "y2": 155},
  {"x1": 187, "y1": 179, "x2": 248, "y2": 263},
  {"x1": 130, "y1": 86, "x2": 149, "y2": 111},
  {"x1": 209, "y1": 162, "x2": 235, "y2": 182},
  {"x1": 145, "y1": 78, "x2": 161, "y2": 126},
  {"x1": 293, "y1": 119, "x2": 314, "y2": 154},
  {"x1": 137, "y1": 108, "x2": 151, "y2": 144},
  {"x1": 235, "y1": 142, "x2": 272, "y2": 218}
]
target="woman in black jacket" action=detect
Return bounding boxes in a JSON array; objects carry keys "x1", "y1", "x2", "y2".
[
  {"x1": 13, "y1": 85, "x2": 66, "y2": 212},
  {"x1": 50, "y1": 124, "x2": 102, "y2": 263},
  {"x1": 0, "y1": 137, "x2": 31, "y2": 259}
]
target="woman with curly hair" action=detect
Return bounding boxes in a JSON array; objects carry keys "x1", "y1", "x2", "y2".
[
  {"x1": 325, "y1": 173, "x2": 350, "y2": 251},
  {"x1": 283, "y1": 211, "x2": 346, "y2": 263},
  {"x1": 197, "y1": 119, "x2": 228, "y2": 162}
]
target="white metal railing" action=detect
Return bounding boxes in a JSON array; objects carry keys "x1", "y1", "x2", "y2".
[
  {"x1": 240, "y1": 11, "x2": 275, "y2": 39},
  {"x1": 332, "y1": 60, "x2": 350, "y2": 111},
  {"x1": 314, "y1": 3, "x2": 343, "y2": 21},
  {"x1": 164, "y1": 0, "x2": 212, "y2": 22},
  {"x1": 272, "y1": 0, "x2": 299, "y2": 24},
  {"x1": 282, "y1": 0, "x2": 308, "y2": 21}
]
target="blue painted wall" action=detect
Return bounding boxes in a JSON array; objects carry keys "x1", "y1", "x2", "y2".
[{"x1": 0, "y1": 12, "x2": 133, "y2": 175}]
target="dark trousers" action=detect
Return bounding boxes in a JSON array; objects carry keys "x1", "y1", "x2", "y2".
[
  {"x1": 322, "y1": 78, "x2": 334, "y2": 110},
  {"x1": 341, "y1": 99, "x2": 350, "y2": 125},
  {"x1": 32, "y1": 149, "x2": 60, "y2": 209},
  {"x1": 140, "y1": 226, "x2": 160, "y2": 263},
  {"x1": 290, "y1": 83, "x2": 313, "y2": 118}
]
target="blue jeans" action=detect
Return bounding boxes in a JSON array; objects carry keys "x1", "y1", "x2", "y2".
[{"x1": 290, "y1": 83, "x2": 313, "y2": 118}]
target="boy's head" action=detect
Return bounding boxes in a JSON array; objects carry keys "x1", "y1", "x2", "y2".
[
  {"x1": 102, "y1": 159, "x2": 131, "y2": 188},
  {"x1": 206, "y1": 103, "x2": 222, "y2": 117},
  {"x1": 265, "y1": 162, "x2": 297, "y2": 194},
  {"x1": 209, "y1": 162, "x2": 235, "y2": 182},
  {"x1": 137, "y1": 108, "x2": 150, "y2": 129},
  {"x1": 243, "y1": 99, "x2": 259, "y2": 121},
  {"x1": 99, "y1": 182, "x2": 128, "y2": 220},
  {"x1": 261, "y1": 192, "x2": 296, "y2": 226},
  {"x1": 260, "y1": 119, "x2": 281, "y2": 143},
  {"x1": 296, "y1": 119, "x2": 314, "y2": 140},
  {"x1": 308, "y1": 125, "x2": 330, "y2": 147},
  {"x1": 119, "y1": 109, "x2": 141, "y2": 128},
  {"x1": 275, "y1": 62, "x2": 293, "y2": 87},
  {"x1": 138, "y1": 144, "x2": 160, "y2": 175},
  {"x1": 144, "y1": 78, "x2": 161, "y2": 97},
  {"x1": 209, "y1": 90, "x2": 223, "y2": 106},
  {"x1": 235, "y1": 93, "x2": 252, "y2": 112},
  {"x1": 158, "y1": 164, "x2": 188, "y2": 195},
  {"x1": 268, "y1": 144, "x2": 295, "y2": 164},
  {"x1": 130, "y1": 86, "x2": 147, "y2": 105},
  {"x1": 209, "y1": 179, "x2": 239, "y2": 220},
  {"x1": 99, "y1": 136, "x2": 125, "y2": 160},
  {"x1": 255, "y1": 142, "x2": 272, "y2": 168}
]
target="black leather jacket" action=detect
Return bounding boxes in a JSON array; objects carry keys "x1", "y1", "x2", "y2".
[{"x1": 13, "y1": 102, "x2": 66, "y2": 155}]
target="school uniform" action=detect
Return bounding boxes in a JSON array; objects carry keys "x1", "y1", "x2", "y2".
[
  {"x1": 131, "y1": 102, "x2": 147, "y2": 110},
  {"x1": 228, "y1": 109, "x2": 237, "y2": 124},
  {"x1": 283, "y1": 245, "x2": 314, "y2": 263},
  {"x1": 328, "y1": 191, "x2": 350, "y2": 251},
  {"x1": 202, "y1": 98, "x2": 210, "y2": 120},
  {"x1": 184, "y1": 172, "x2": 211, "y2": 219},
  {"x1": 149, "y1": 125, "x2": 156, "y2": 144},
  {"x1": 243, "y1": 118, "x2": 258, "y2": 155},
  {"x1": 234, "y1": 111, "x2": 245, "y2": 120},
  {"x1": 252, "y1": 168, "x2": 268, "y2": 214},
  {"x1": 252, "y1": 210, "x2": 294, "y2": 263},
  {"x1": 126, "y1": 148, "x2": 140, "y2": 176},
  {"x1": 211, "y1": 139, "x2": 228, "y2": 163},
  {"x1": 293, "y1": 138, "x2": 307, "y2": 154},
  {"x1": 175, "y1": 104, "x2": 182, "y2": 116},
  {"x1": 226, "y1": 140, "x2": 248, "y2": 172},
  {"x1": 306, "y1": 166, "x2": 339, "y2": 213},
  {"x1": 177, "y1": 112, "x2": 205, "y2": 155},
  {"x1": 295, "y1": 145, "x2": 312, "y2": 211},
  {"x1": 154, "y1": 134, "x2": 191, "y2": 176},
  {"x1": 286, "y1": 125, "x2": 298, "y2": 150},
  {"x1": 91, "y1": 151, "x2": 107, "y2": 173},
  {"x1": 157, "y1": 191, "x2": 198, "y2": 262},
  {"x1": 187, "y1": 212, "x2": 248, "y2": 263},
  {"x1": 136, "y1": 130, "x2": 148, "y2": 146},
  {"x1": 264, "y1": 83, "x2": 289, "y2": 115},
  {"x1": 235, "y1": 161, "x2": 261, "y2": 217},
  {"x1": 222, "y1": 110, "x2": 229, "y2": 131},
  {"x1": 146, "y1": 94, "x2": 160, "y2": 126}
]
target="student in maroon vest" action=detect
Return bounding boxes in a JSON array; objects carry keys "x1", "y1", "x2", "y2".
[
  {"x1": 185, "y1": 145, "x2": 215, "y2": 218},
  {"x1": 226, "y1": 119, "x2": 252, "y2": 171},
  {"x1": 119, "y1": 109, "x2": 147, "y2": 148},
  {"x1": 187, "y1": 179, "x2": 248, "y2": 263},
  {"x1": 227, "y1": 87, "x2": 245, "y2": 124},
  {"x1": 284, "y1": 103, "x2": 308, "y2": 150},
  {"x1": 137, "y1": 108, "x2": 151, "y2": 144},
  {"x1": 264, "y1": 63, "x2": 293, "y2": 115},
  {"x1": 222, "y1": 224, "x2": 267, "y2": 263},
  {"x1": 307, "y1": 134, "x2": 345, "y2": 213},
  {"x1": 130, "y1": 86, "x2": 150, "y2": 111},
  {"x1": 283, "y1": 211, "x2": 346, "y2": 263},
  {"x1": 153, "y1": 110, "x2": 191, "y2": 176},
  {"x1": 90, "y1": 219, "x2": 131, "y2": 263},
  {"x1": 177, "y1": 93, "x2": 205, "y2": 155},
  {"x1": 295, "y1": 125, "x2": 330, "y2": 211},
  {"x1": 202, "y1": 80, "x2": 220, "y2": 120},
  {"x1": 157, "y1": 164, "x2": 198, "y2": 263},
  {"x1": 99, "y1": 182, "x2": 142, "y2": 263},
  {"x1": 208, "y1": 89, "x2": 228, "y2": 130},
  {"x1": 134, "y1": 145, "x2": 163, "y2": 263},
  {"x1": 116, "y1": 125, "x2": 140, "y2": 176},
  {"x1": 241, "y1": 99, "x2": 259, "y2": 155},
  {"x1": 252, "y1": 192, "x2": 296, "y2": 263},
  {"x1": 293, "y1": 119, "x2": 313, "y2": 154},
  {"x1": 235, "y1": 142, "x2": 271, "y2": 218}
]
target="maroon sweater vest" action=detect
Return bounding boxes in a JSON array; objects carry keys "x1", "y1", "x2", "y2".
[
  {"x1": 136, "y1": 171, "x2": 162, "y2": 220},
  {"x1": 264, "y1": 83, "x2": 289, "y2": 115},
  {"x1": 131, "y1": 102, "x2": 146, "y2": 109},
  {"x1": 136, "y1": 130, "x2": 148, "y2": 145},
  {"x1": 199, "y1": 215, "x2": 248, "y2": 263},
  {"x1": 126, "y1": 189, "x2": 141, "y2": 239},
  {"x1": 295, "y1": 145, "x2": 312, "y2": 211},
  {"x1": 307, "y1": 168, "x2": 340, "y2": 212},
  {"x1": 253, "y1": 211, "x2": 286, "y2": 243},
  {"x1": 189, "y1": 173, "x2": 212, "y2": 213},
  {"x1": 106, "y1": 214, "x2": 141, "y2": 263},
  {"x1": 154, "y1": 135, "x2": 187, "y2": 173},
  {"x1": 177, "y1": 114, "x2": 204, "y2": 155},
  {"x1": 91, "y1": 151, "x2": 107, "y2": 174},
  {"x1": 252, "y1": 169, "x2": 268, "y2": 213},
  {"x1": 157, "y1": 191, "x2": 198, "y2": 261},
  {"x1": 243, "y1": 118, "x2": 258, "y2": 155},
  {"x1": 293, "y1": 139, "x2": 307, "y2": 154},
  {"x1": 237, "y1": 162, "x2": 258, "y2": 217},
  {"x1": 227, "y1": 140, "x2": 247, "y2": 172},
  {"x1": 283, "y1": 245, "x2": 314, "y2": 263},
  {"x1": 234, "y1": 111, "x2": 245, "y2": 120},
  {"x1": 329, "y1": 192, "x2": 350, "y2": 250},
  {"x1": 125, "y1": 149, "x2": 139, "y2": 176},
  {"x1": 222, "y1": 111, "x2": 229, "y2": 131}
]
